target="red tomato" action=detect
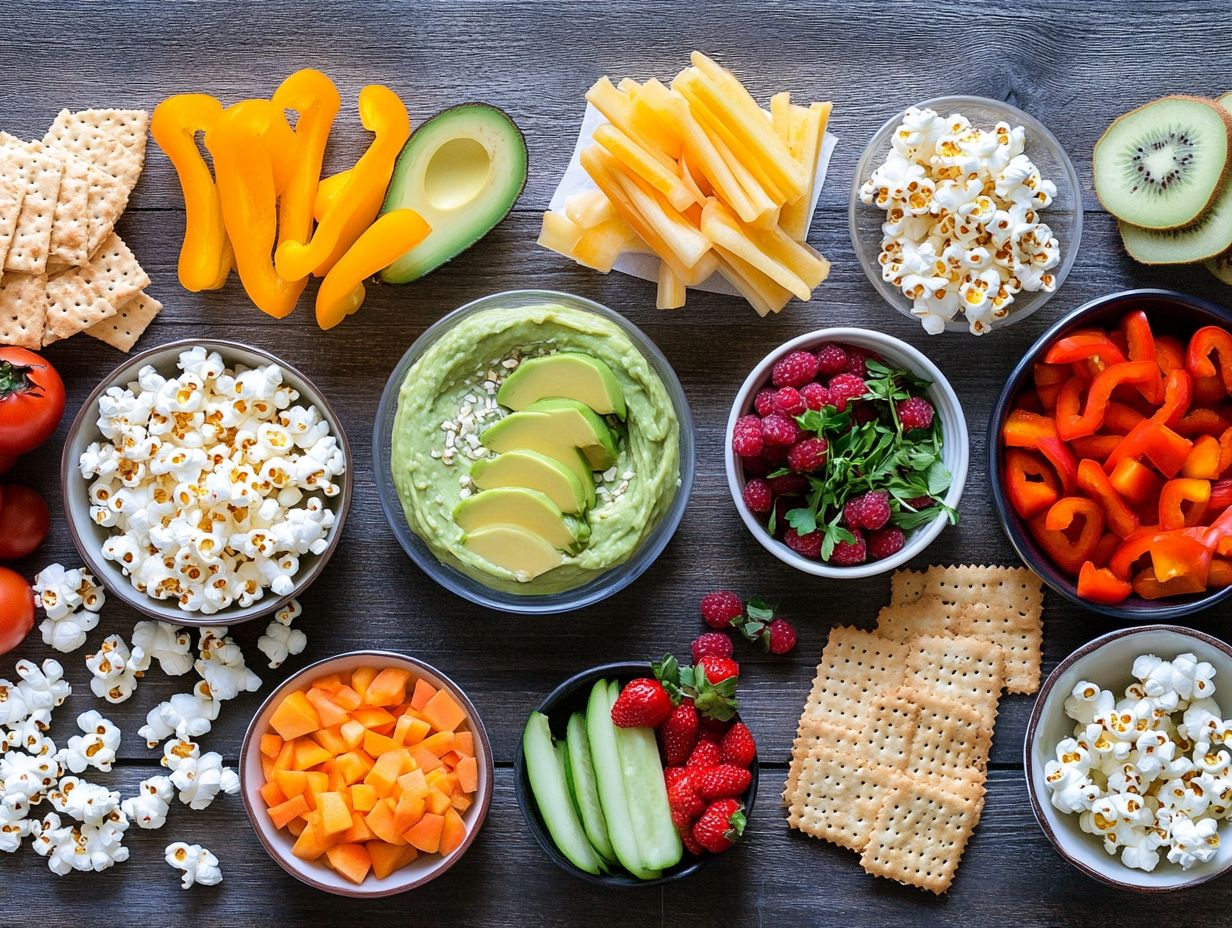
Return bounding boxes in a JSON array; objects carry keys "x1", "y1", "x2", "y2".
[
  {"x1": 0, "y1": 485, "x2": 49, "y2": 560},
  {"x1": 0, "y1": 348, "x2": 65, "y2": 456},
  {"x1": 0, "y1": 566, "x2": 34, "y2": 656}
]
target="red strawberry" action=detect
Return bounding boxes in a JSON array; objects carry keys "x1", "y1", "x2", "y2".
[
  {"x1": 694, "y1": 764, "x2": 753, "y2": 799},
  {"x1": 664, "y1": 766, "x2": 691, "y2": 789},
  {"x1": 610, "y1": 678, "x2": 672, "y2": 728},
  {"x1": 697, "y1": 656, "x2": 739, "y2": 685},
  {"x1": 681, "y1": 829, "x2": 706, "y2": 856},
  {"x1": 692, "y1": 799, "x2": 746, "y2": 853},
  {"x1": 686, "y1": 739, "x2": 721, "y2": 770},
  {"x1": 668, "y1": 777, "x2": 705, "y2": 831},
  {"x1": 719, "y1": 722, "x2": 757, "y2": 768},
  {"x1": 660, "y1": 698, "x2": 700, "y2": 765}
]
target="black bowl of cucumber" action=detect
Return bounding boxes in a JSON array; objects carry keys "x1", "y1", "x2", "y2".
[{"x1": 514, "y1": 660, "x2": 758, "y2": 887}]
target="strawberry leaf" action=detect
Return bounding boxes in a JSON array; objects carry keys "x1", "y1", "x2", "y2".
[
  {"x1": 726, "y1": 808, "x2": 748, "y2": 840},
  {"x1": 651, "y1": 654, "x2": 685, "y2": 705}
]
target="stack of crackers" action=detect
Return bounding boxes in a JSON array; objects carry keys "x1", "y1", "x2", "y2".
[
  {"x1": 0, "y1": 108, "x2": 161, "y2": 352},
  {"x1": 783, "y1": 564, "x2": 1044, "y2": 894}
]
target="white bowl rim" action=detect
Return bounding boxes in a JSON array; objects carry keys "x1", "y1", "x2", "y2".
[
  {"x1": 1024, "y1": 624, "x2": 1232, "y2": 892},
  {"x1": 723, "y1": 327, "x2": 968, "y2": 578}
]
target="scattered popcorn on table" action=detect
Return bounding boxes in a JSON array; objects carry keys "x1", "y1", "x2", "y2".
[
  {"x1": 130, "y1": 621, "x2": 194, "y2": 676},
  {"x1": 31, "y1": 808, "x2": 129, "y2": 874},
  {"x1": 258, "y1": 598, "x2": 306, "y2": 668},
  {"x1": 0, "y1": 792, "x2": 31, "y2": 853},
  {"x1": 121, "y1": 775, "x2": 174, "y2": 830},
  {"x1": 48, "y1": 776, "x2": 122, "y2": 826},
  {"x1": 85, "y1": 634, "x2": 140, "y2": 704},
  {"x1": 161, "y1": 739, "x2": 239, "y2": 811},
  {"x1": 165, "y1": 840, "x2": 223, "y2": 889},
  {"x1": 0, "y1": 750, "x2": 62, "y2": 805},
  {"x1": 859, "y1": 106, "x2": 1062, "y2": 335},
  {"x1": 139, "y1": 681, "x2": 220, "y2": 747},
  {"x1": 80, "y1": 347, "x2": 345, "y2": 615},
  {"x1": 33, "y1": 565, "x2": 105, "y2": 653},
  {"x1": 65, "y1": 710, "x2": 121, "y2": 774},
  {"x1": 1045, "y1": 652, "x2": 1232, "y2": 872},
  {"x1": 195, "y1": 626, "x2": 261, "y2": 700}
]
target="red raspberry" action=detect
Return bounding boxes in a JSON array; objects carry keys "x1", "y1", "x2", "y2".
[
  {"x1": 784, "y1": 527, "x2": 822, "y2": 559},
  {"x1": 771, "y1": 386, "x2": 806, "y2": 416},
  {"x1": 844, "y1": 346, "x2": 876, "y2": 378},
  {"x1": 700, "y1": 591, "x2": 744, "y2": 630},
  {"x1": 800, "y1": 382, "x2": 831, "y2": 410},
  {"x1": 769, "y1": 473, "x2": 808, "y2": 496},
  {"x1": 767, "y1": 618, "x2": 798, "y2": 654},
  {"x1": 731, "y1": 415, "x2": 764, "y2": 457},
  {"x1": 868, "y1": 526, "x2": 906, "y2": 560},
  {"x1": 741, "y1": 478, "x2": 773, "y2": 515},
  {"x1": 719, "y1": 722, "x2": 757, "y2": 767},
  {"x1": 828, "y1": 529, "x2": 867, "y2": 566},
  {"x1": 741, "y1": 455, "x2": 769, "y2": 478},
  {"x1": 771, "y1": 350, "x2": 819, "y2": 388},
  {"x1": 852, "y1": 403, "x2": 878, "y2": 426},
  {"x1": 686, "y1": 739, "x2": 721, "y2": 769},
  {"x1": 814, "y1": 343, "x2": 849, "y2": 376},
  {"x1": 753, "y1": 389, "x2": 777, "y2": 417},
  {"x1": 759, "y1": 413, "x2": 800, "y2": 447},
  {"x1": 771, "y1": 497, "x2": 799, "y2": 537},
  {"x1": 761, "y1": 443, "x2": 790, "y2": 465},
  {"x1": 827, "y1": 373, "x2": 867, "y2": 412},
  {"x1": 897, "y1": 396, "x2": 935, "y2": 431},
  {"x1": 844, "y1": 490, "x2": 891, "y2": 531},
  {"x1": 787, "y1": 437, "x2": 828, "y2": 473},
  {"x1": 691, "y1": 632, "x2": 734, "y2": 662}
]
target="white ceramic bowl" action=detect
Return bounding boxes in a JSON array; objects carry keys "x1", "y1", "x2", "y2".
[
  {"x1": 724, "y1": 328, "x2": 968, "y2": 578},
  {"x1": 60, "y1": 338, "x2": 352, "y2": 626},
  {"x1": 239, "y1": 649, "x2": 493, "y2": 897},
  {"x1": 1025, "y1": 625, "x2": 1232, "y2": 891}
]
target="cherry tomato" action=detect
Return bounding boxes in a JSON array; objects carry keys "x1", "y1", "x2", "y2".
[
  {"x1": 0, "y1": 566, "x2": 34, "y2": 656},
  {"x1": 0, "y1": 485, "x2": 49, "y2": 560},
  {"x1": 0, "y1": 348, "x2": 65, "y2": 456}
]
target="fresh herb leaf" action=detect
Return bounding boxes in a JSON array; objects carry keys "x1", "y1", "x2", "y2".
[{"x1": 786, "y1": 506, "x2": 817, "y2": 535}]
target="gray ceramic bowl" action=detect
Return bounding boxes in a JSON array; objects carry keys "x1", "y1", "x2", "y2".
[
  {"x1": 1025, "y1": 625, "x2": 1232, "y2": 891},
  {"x1": 239, "y1": 649, "x2": 493, "y2": 896},
  {"x1": 61, "y1": 338, "x2": 352, "y2": 626}
]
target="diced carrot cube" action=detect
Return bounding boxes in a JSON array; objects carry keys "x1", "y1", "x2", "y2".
[
  {"x1": 325, "y1": 842, "x2": 372, "y2": 884},
  {"x1": 340, "y1": 810, "x2": 375, "y2": 844},
  {"x1": 420, "y1": 730, "x2": 455, "y2": 756},
  {"x1": 364, "y1": 797, "x2": 407, "y2": 845},
  {"x1": 334, "y1": 750, "x2": 375, "y2": 785},
  {"x1": 406, "y1": 812, "x2": 444, "y2": 853},
  {"x1": 305, "y1": 688, "x2": 350, "y2": 728},
  {"x1": 304, "y1": 771, "x2": 329, "y2": 795},
  {"x1": 291, "y1": 823, "x2": 335, "y2": 860},
  {"x1": 273, "y1": 739, "x2": 297, "y2": 772},
  {"x1": 293, "y1": 739, "x2": 334, "y2": 770},
  {"x1": 339, "y1": 719, "x2": 365, "y2": 749},
  {"x1": 268, "y1": 794, "x2": 310, "y2": 830},
  {"x1": 350, "y1": 666, "x2": 378, "y2": 701},
  {"x1": 364, "y1": 668, "x2": 412, "y2": 707},
  {"x1": 286, "y1": 817, "x2": 306, "y2": 837},
  {"x1": 368, "y1": 841, "x2": 417, "y2": 879},
  {"x1": 332, "y1": 685, "x2": 362, "y2": 711},
  {"x1": 397, "y1": 768, "x2": 428, "y2": 799},
  {"x1": 409, "y1": 679, "x2": 437, "y2": 712},
  {"x1": 453, "y1": 731, "x2": 474, "y2": 757},
  {"x1": 260, "y1": 733, "x2": 284, "y2": 759},
  {"x1": 440, "y1": 808, "x2": 466, "y2": 856},
  {"x1": 422, "y1": 690, "x2": 467, "y2": 733},
  {"x1": 350, "y1": 783, "x2": 377, "y2": 813},
  {"x1": 437, "y1": 772, "x2": 459, "y2": 796},
  {"x1": 317, "y1": 791, "x2": 352, "y2": 836},
  {"x1": 275, "y1": 769, "x2": 310, "y2": 799},
  {"x1": 441, "y1": 751, "x2": 462, "y2": 769},
  {"x1": 450, "y1": 792, "x2": 472, "y2": 813},
  {"x1": 394, "y1": 791, "x2": 427, "y2": 832},
  {"x1": 456, "y1": 756, "x2": 478, "y2": 794},
  {"x1": 364, "y1": 748, "x2": 410, "y2": 797},
  {"x1": 393, "y1": 714, "x2": 431, "y2": 746},
  {"x1": 363, "y1": 729, "x2": 400, "y2": 758},
  {"x1": 311, "y1": 725, "x2": 349, "y2": 756},
  {"x1": 425, "y1": 767, "x2": 447, "y2": 789},
  {"x1": 328, "y1": 766, "x2": 348, "y2": 793},
  {"x1": 425, "y1": 787, "x2": 452, "y2": 816},
  {"x1": 352, "y1": 707, "x2": 396, "y2": 733},
  {"x1": 411, "y1": 744, "x2": 444, "y2": 774},
  {"x1": 312, "y1": 673, "x2": 344, "y2": 693},
  {"x1": 260, "y1": 778, "x2": 288, "y2": 808},
  {"x1": 260, "y1": 755, "x2": 276, "y2": 781},
  {"x1": 270, "y1": 690, "x2": 322, "y2": 740}
]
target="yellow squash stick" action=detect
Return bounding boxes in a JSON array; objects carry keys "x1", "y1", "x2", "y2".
[
  {"x1": 150, "y1": 93, "x2": 233, "y2": 292},
  {"x1": 315, "y1": 209, "x2": 430, "y2": 330},
  {"x1": 275, "y1": 84, "x2": 410, "y2": 280},
  {"x1": 272, "y1": 68, "x2": 341, "y2": 249}
]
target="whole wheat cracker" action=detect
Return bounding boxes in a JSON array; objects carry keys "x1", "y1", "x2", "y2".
[
  {"x1": 799, "y1": 627, "x2": 909, "y2": 733},
  {"x1": 903, "y1": 634, "x2": 1005, "y2": 732},
  {"x1": 0, "y1": 272, "x2": 47, "y2": 348},
  {"x1": 85, "y1": 291, "x2": 161, "y2": 352},
  {"x1": 47, "y1": 155, "x2": 90, "y2": 267},
  {"x1": 43, "y1": 267, "x2": 116, "y2": 343},
  {"x1": 788, "y1": 741, "x2": 892, "y2": 852},
  {"x1": 0, "y1": 174, "x2": 26, "y2": 269}
]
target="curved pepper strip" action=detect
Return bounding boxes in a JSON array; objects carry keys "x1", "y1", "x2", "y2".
[
  {"x1": 1034, "y1": 497, "x2": 1104, "y2": 576},
  {"x1": 1110, "y1": 529, "x2": 1212, "y2": 583},
  {"x1": 1155, "y1": 336, "x2": 1187, "y2": 375},
  {"x1": 1195, "y1": 374, "x2": 1227, "y2": 408},
  {"x1": 1220, "y1": 427, "x2": 1232, "y2": 475},
  {"x1": 314, "y1": 169, "x2": 352, "y2": 222},
  {"x1": 272, "y1": 68, "x2": 340, "y2": 250},
  {"x1": 1092, "y1": 531, "x2": 1121, "y2": 567},
  {"x1": 1187, "y1": 325, "x2": 1232, "y2": 394},
  {"x1": 275, "y1": 84, "x2": 411, "y2": 280},
  {"x1": 1102, "y1": 369, "x2": 1194, "y2": 478},
  {"x1": 1077, "y1": 458, "x2": 1139, "y2": 538},
  {"x1": 205, "y1": 103, "x2": 305, "y2": 319},
  {"x1": 224, "y1": 99, "x2": 298, "y2": 192},
  {"x1": 1123, "y1": 309, "x2": 1157, "y2": 369},
  {"x1": 1069, "y1": 434, "x2": 1121, "y2": 463},
  {"x1": 1044, "y1": 332, "x2": 1127, "y2": 368},
  {"x1": 1004, "y1": 449, "x2": 1060, "y2": 520},
  {"x1": 1133, "y1": 568, "x2": 1209, "y2": 599},
  {"x1": 1002, "y1": 410, "x2": 1078, "y2": 492},
  {"x1": 315, "y1": 209, "x2": 431, "y2": 330},
  {"x1": 1108, "y1": 457, "x2": 1161, "y2": 506},
  {"x1": 150, "y1": 94, "x2": 233, "y2": 292},
  {"x1": 1175, "y1": 407, "x2": 1231, "y2": 438},
  {"x1": 1158, "y1": 477, "x2": 1211, "y2": 530},
  {"x1": 1077, "y1": 561, "x2": 1133, "y2": 604},
  {"x1": 1211, "y1": 558, "x2": 1232, "y2": 588},
  {"x1": 1054, "y1": 360, "x2": 1162, "y2": 440},
  {"x1": 1104, "y1": 402, "x2": 1145, "y2": 434},
  {"x1": 1182, "y1": 434, "x2": 1222, "y2": 480}
]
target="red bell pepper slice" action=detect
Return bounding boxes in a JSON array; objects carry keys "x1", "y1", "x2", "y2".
[
  {"x1": 1175, "y1": 407, "x2": 1232, "y2": 438},
  {"x1": 1155, "y1": 335, "x2": 1187, "y2": 375},
  {"x1": 1187, "y1": 325, "x2": 1232, "y2": 394},
  {"x1": 1219, "y1": 427, "x2": 1232, "y2": 476},
  {"x1": 1123, "y1": 309, "x2": 1157, "y2": 367},
  {"x1": 1045, "y1": 332, "x2": 1128, "y2": 368},
  {"x1": 1070, "y1": 434, "x2": 1123, "y2": 463},
  {"x1": 1103, "y1": 369, "x2": 1195, "y2": 478},
  {"x1": 1210, "y1": 558, "x2": 1232, "y2": 588},
  {"x1": 1211, "y1": 479, "x2": 1232, "y2": 513},
  {"x1": 1104, "y1": 402, "x2": 1146, "y2": 434},
  {"x1": 1077, "y1": 458, "x2": 1139, "y2": 538},
  {"x1": 1077, "y1": 561, "x2": 1133, "y2": 604},
  {"x1": 1004, "y1": 449, "x2": 1061, "y2": 520},
  {"x1": 1055, "y1": 361, "x2": 1162, "y2": 440},
  {"x1": 1033, "y1": 497, "x2": 1105, "y2": 576},
  {"x1": 1158, "y1": 478, "x2": 1211, "y2": 530},
  {"x1": 1108, "y1": 457, "x2": 1162, "y2": 506},
  {"x1": 1195, "y1": 375, "x2": 1227, "y2": 408},
  {"x1": 1181, "y1": 434, "x2": 1222, "y2": 480},
  {"x1": 1002, "y1": 410, "x2": 1079, "y2": 492},
  {"x1": 1110, "y1": 529, "x2": 1212, "y2": 583}
]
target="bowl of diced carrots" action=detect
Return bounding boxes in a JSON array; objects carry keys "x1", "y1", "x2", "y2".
[
  {"x1": 239, "y1": 650, "x2": 493, "y2": 896},
  {"x1": 989, "y1": 288, "x2": 1232, "y2": 620}
]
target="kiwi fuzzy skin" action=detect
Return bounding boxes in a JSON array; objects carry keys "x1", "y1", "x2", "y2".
[{"x1": 1094, "y1": 94, "x2": 1232, "y2": 231}]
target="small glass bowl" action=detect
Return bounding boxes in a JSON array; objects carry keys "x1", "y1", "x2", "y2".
[
  {"x1": 373, "y1": 290, "x2": 695, "y2": 615},
  {"x1": 849, "y1": 94, "x2": 1083, "y2": 335}
]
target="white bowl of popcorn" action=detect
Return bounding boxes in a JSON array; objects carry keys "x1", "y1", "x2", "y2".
[
  {"x1": 850, "y1": 95, "x2": 1082, "y2": 335},
  {"x1": 1026, "y1": 626, "x2": 1232, "y2": 891},
  {"x1": 60, "y1": 339, "x2": 352, "y2": 626}
]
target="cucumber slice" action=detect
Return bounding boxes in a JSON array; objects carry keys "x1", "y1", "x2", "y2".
[
  {"x1": 586, "y1": 679, "x2": 660, "y2": 879},
  {"x1": 566, "y1": 710, "x2": 617, "y2": 865},
  {"x1": 522, "y1": 711, "x2": 602, "y2": 875},
  {"x1": 609, "y1": 680, "x2": 683, "y2": 872}
]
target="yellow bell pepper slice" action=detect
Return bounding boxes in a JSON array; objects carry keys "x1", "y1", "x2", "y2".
[
  {"x1": 150, "y1": 93, "x2": 232, "y2": 292},
  {"x1": 272, "y1": 68, "x2": 340, "y2": 248},
  {"x1": 314, "y1": 169, "x2": 352, "y2": 222},
  {"x1": 275, "y1": 84, "x2": 410, "y2": 280},
  {"x1": 315, "y1": 208, "x2": 431, "y2": 330},
  {"x1": 206, "y1": 102, "x2": 306, "y2": 318}
]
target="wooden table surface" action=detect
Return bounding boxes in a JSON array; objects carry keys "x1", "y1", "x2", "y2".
[{"x1": 5, "y1": 1, "x2": 1232, "y2": 924}]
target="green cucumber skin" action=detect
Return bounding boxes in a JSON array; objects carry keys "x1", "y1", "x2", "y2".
[
  {"x1": 609, "y1": 680, "x2": 683, "y2": 872},
  {"x1": 522, "y1": 711, "x2": 602, "y2": 875},
  {"x1": 566, "y1": 710, "x2": 618, "y2": 865}
]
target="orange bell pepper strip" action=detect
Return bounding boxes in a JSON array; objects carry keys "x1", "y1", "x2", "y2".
[
  {"x1": 1182, "y1": 434, "x2": 1222, "y2": 479},
  {"x1": 1091, "y1": 531, "x2": 1121, "y2": 567},
  {"x1": 1133, "y1": 568, "x2": 1209, "y2": 599},
  {"x1": 275, "y1": 84, "x2": 411, "y2": 280},
  {"x1": 150, "y1": 93, "x2": 233, "y2": 292},
  {"x1": 1077, "y1": 458, "x2": 1139, "y2": 538},
  {"x1": 205, "y1": 102, "x2": 305, "y2": 319},
  {"x1": 1187, "y1": 325, "x2": 1232, "y2": 394},
  {"x1": 1158, "y1": 478, "x2": 1211, "y2": 530},
  {"x1": 1055, "y1": 361, "x2": 1162, "y2": 440},
  {"x1": 1220, "y1": 427, "x2": 1232, "y2": 475},
  {"x1": 1077, "y1": 561, "x2": 1133, "y2": 604},
  {"x1": 1033, "y1": 497, "x2": 1104, "y2": 576},
  {"x1": 1110, "y1": 529, "x2": 1212, "y2": 583},
  {"x1": 272, "y1": 68, "x2": 341, "y2": 250},
  {"x1": 1210, "y1": 558, "x2": 1232, "y2": 588},
  {"x1": 1002, "y1": 410, "x2": 1078, "y2": 492},
  {"x1": 314, "y1": 209, "x2": 431, "y2": 331},
  {"x1": 1108, "y1": 457, "x2": 1161, "y2": 506},
  {"x1": 1004, "y1": 449, "x2": 1061, "y2": 520},
  {"x1": 1044, "y1": 332, "x2": 1127, "y2": 368}
]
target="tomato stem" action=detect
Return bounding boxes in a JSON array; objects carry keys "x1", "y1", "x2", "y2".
[{"x1": 0, "y1": 361, "x2": 36, "y2": 399}]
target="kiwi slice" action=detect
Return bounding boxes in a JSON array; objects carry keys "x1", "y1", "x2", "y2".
[
  {"x1": 1205, "y1": 246, "x2": 1232, "y2": 284},
  {"x1": 1120, "y1": 177, "x2": 1232, "y2": 263},
  {"x1": 1094, "y1": 95, "x2": 1231, "y2": 229}
]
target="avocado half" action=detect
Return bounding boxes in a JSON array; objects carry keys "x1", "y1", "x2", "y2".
[{"x1": 379, "y1": 103, "x2": 528, "y2": 283}]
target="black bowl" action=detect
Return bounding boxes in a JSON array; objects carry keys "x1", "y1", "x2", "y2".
[
  {"x1": 988, "y1": 287, "x2": 1232, "y2": 621},
  {"x1": 513, "y1": 660, "x2": 758, "y2": 887}
]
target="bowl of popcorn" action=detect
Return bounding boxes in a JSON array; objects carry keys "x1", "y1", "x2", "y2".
[
  {"x1": 61, "y1": 339, "x2": 352, "y2": 625},
  {"x1": 1026, "y1": 625, "x2": 1232, "y2": 890},
  {"x1": 850, "y1": 95, "x2": 1082, "y2": 335}
]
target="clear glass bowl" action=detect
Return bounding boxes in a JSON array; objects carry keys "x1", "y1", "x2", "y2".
[
  {"x1": 849, "y1": 95, "x2": 1083, "y2": 334},
  {"x1": 373, "y1": 290, "x2": 695, "y2": 615}
]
